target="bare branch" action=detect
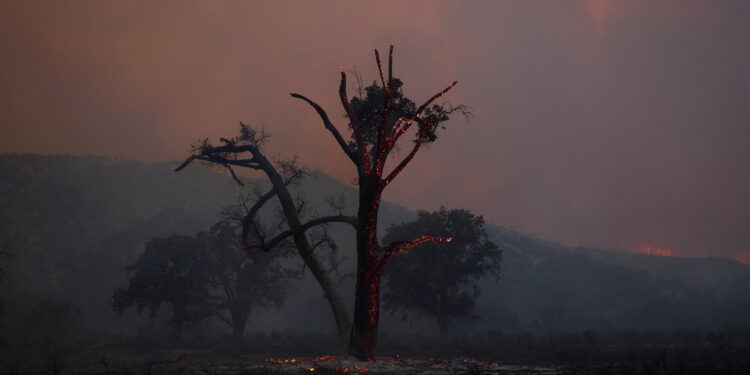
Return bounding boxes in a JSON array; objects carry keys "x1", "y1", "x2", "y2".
[
  {"x1": 352, "y1": 66, "x2": 365, "y2": 98},
  {"x1": 240, "y1": 187, "x2": 277, "y2": 248},
  {"x1": 177, "y1": 154, "x2": 260, "y2": 186},
  {"x1": 390, "y1": 235, "x2": 453, "y2": 254},
  {"x1": 374, "y1": 46, "x2": 394, "y2": 175},
  {"x1": 441, "y1": 102, "x2": 474, "y2": 121},
  {"x1": 387, "y1": 45, "x2": 393, "y2": 85},
  {"x1": 325, "y1": 193, "x2": 347, "y2": 215},
  {"x1": 201, "y1": 143, "x2": 261, "y2": 156},
  {"x1": 174, "y1": 155, "x2": 197, "y2": 172},
  {"x1": 290, "y1": 93, "x2": 358, "y2": 166},
  {"x1": 390, "y1": 81, "x2": 459, "y2": 146},
  {"x1": 224, "y1": 164, "x2": 244, "y2": 186},
  {"x1": 276, "y1": 156, "x2": 308, "y2": 186},
  {"x1": 213, "y1": 311, "x2": 234, "y2": 328},
  {"x1": 375, "y1": 49, "x2": 388, "y2": 96},
  {"x1": 378, "y1": 235, "x2": 453, "y2": 271},
  {"x1": 338, "y1": 70, "x2": 372, "y2": 175},
  {"x1": 253, "y1": 215, "x2": 357, "y2": 252},
  {"x1": 382, "y1": 117, "x2": 435, "y2": 186}
]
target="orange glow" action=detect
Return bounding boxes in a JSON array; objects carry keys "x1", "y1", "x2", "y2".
[
  {"x1": 584, "y1": 0, "x2": 614, "y2": 33},
  {"x1": 264, "y1": 356, "x2": 371, "y2": 373},
  {"x1": 737, "y1": 250, "x2": 750, "y2": 265},
  {"x1": 336, "y1": 366, "x2": 369, "y2": 373},
  {"x1": 637, "y1": 246, "x2": 675, "y2": 257},
  {"x1": 265, "y1": 358, "x2": 300, "y2": 365}
]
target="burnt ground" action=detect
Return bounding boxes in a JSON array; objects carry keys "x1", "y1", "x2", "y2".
[{"x1": 2, "y1": 329, "x2": 750, "y2": 374}]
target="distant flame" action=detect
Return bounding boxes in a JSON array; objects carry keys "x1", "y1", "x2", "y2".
[
  {"x1": 737, "y1": 250, "x2": 750, "y2": 265},
  {"x1": 637, "y1": 246, "x2": 674, "y2": 257}
]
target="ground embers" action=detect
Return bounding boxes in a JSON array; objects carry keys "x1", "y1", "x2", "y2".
[{"x1": 247, "y1": 355, "x2": 559, "y2": 374}]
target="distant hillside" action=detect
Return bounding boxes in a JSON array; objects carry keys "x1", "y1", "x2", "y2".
[
  {"x1": 0, "y1": 154, "x2": 748, "y2": 336},
  {"x1": 0, "y1": 154, "x2": 412, "y2": 333},
  {"x1": 473, "y1": 226, "x2": 750, "y2": 332}
]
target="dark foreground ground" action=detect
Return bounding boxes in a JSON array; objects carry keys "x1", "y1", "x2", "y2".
[{"x1": 2, "y1": 328, "x2": 750, "y2": 374}]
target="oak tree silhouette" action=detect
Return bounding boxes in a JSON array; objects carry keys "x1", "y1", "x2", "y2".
[{"x1": 382, "y1": 208, "x2": 501, "y2": 336}]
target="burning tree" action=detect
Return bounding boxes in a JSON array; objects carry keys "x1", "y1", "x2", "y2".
[{"x1": 176, "y1": 46, "x2": 465, "y2": 361}]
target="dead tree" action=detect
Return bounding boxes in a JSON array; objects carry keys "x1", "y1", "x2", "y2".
[
  {"x1": 292, "y1": 45, "x2": 457, "y2": 361},
  {"x1": 177, "y1": 46, "x2": 460, "y2": 361}
]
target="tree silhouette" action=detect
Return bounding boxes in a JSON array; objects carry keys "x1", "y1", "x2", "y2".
[
  {"x1": 113, "y1": 218, "x2": 291, "y2": 341},
  {"x1": 201, "y1": 218, "x2": 290, "y2": 340},
  {"x1": 26, "y1": 299, "x2": 80, "y2": 375},
  {"x1": 382, "y1": 208, "x2": 501, "y2": 336},
  {"x1": 176, "y1": 45, "x2": 465, "y2": 360},
  {"x1": 177, "y1": 128, "x2": 355, "y2": 344},
  {"x1": 112, "y1": 235, "x2": 214, "y2": 341},
  {"x1": 0, "y1": 244, "x2": 10, "y2": 314}
]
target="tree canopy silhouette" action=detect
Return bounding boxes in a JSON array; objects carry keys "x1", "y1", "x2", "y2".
[
  {"x1": 112, "y1": 217, "x2": 291, "y2": 340},
  {"x1": 383, "y1": 207, "x2": 501, "y2": 336},
  {"x1": 112, "y1": 235, "x2": 214, "y2": 341},
  {"x1": 202, "y1": 218, "x2": 291, "y2": 340}
]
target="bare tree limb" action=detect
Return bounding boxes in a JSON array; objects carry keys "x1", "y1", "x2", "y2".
[
  {"x1": 241, "y1": 187, "x2": 277, "y2": 247},
  {"x1": 174, "y1": 155, "x2": 197, "y2": 172},
  {"x1": 389, "y1": 81, "x2": 459, "y2": 146},
  {"x1": 378, "y1": 235, "x2": 453, "y2": 271},
  {"x1": 338, "y1": 70, "x2": 372, "y2": 175},
  {"x1": 258, "y1": 215, "x2": 357, "y2": 252},
  {"x1": 387, "y1": 45, "x2": 393, "y2": 85},
  {"x1": 176, "y1": 155, "x2": 258, "y2": 186},
  {"x1": 224, "y1": 164, "x2": 244, "y2": 186},
  {"x1": 382, "y1": 118, "x2": 435, "y2": 186},
  {"x1": 213, "y1": 311, "x2": 234, "y2": 328},
  {"x1": 374, "y1": 46, "x2": 394, "y2": 175},
  {"x1": 289, "y1": 93, "x2": 358, "y2": 166}
]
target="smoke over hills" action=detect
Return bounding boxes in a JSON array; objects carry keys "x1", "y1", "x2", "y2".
[{"x1": 1, "y1": 154, "x2": 747, "y2": 337}]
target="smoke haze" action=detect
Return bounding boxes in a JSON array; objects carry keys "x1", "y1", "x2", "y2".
[{"x1": 1, "y1": 0, "x2": 748, "y2": 260}]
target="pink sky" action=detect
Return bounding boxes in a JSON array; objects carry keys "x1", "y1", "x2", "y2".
[{"x1": 1, "y1": 0, "x2": 748, "y2": 262}]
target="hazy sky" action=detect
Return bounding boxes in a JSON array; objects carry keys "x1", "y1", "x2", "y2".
[{"x1": 1, "y1": 1, "x2": 748, "y2": 261}]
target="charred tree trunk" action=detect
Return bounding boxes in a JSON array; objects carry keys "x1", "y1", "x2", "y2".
[
  {"x1": 230, "y1": 305, "x2": 250, "y2": 341},
  {"x1": 257, "y1": 155, "x2": 353, "y2": 344},
  {"x1": 348, "y1": 176, "x2": 383, "y2": 361},
  {"x1": 291, "y1": 46, "x2": 457, "y2": 360},
  {"x1": 437, "y1": 291, "x2": 450, "y2": 337},
  {"x1": 170, "y1": 302, "x2": 184, "y2": 343},
  {"x1": 175, "y1": 144, "x2": 354, "y2": 346},
  {"x1": 349, "y1": 260, "x2": 381, "y2": 361}
]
